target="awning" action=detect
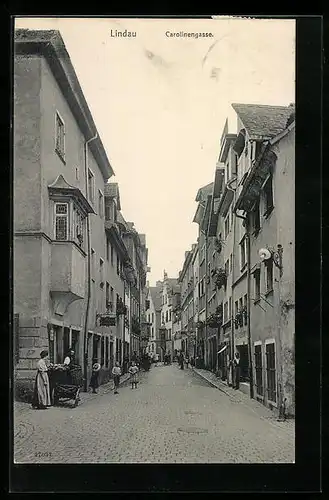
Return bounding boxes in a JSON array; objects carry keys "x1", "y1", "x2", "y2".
[{"x1": 217, "y1": 345, "x2": 227, "y2": 354}]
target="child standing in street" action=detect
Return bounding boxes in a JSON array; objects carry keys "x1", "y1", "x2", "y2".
[
  {"x1": 128, "y1": 361, "x2": 139, "y2": 389},
  {"x1": 112, "y1": 362, "x2": 121, "y2": 394}
]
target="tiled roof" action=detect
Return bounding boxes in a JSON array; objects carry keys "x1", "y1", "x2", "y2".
[{"x1": 232, "y1": 103, "x2": 294, "y2": 139}]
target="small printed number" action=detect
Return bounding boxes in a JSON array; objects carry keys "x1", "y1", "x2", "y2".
[{"x1": 35, "y1": 452, "x2": 52, "y2": 457}]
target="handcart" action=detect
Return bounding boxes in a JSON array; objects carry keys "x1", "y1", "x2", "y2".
[{"x1": 50, "y1": 364, "x2": 84, "y2": 408}]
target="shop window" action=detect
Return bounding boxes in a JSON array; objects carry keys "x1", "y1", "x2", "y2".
[{"x1": 101, "y1": 336, "x2": 105, "y2": 366}]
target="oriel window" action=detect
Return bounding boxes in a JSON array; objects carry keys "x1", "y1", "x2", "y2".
[{"x1": 55, "y1": 203, "x2": 68, "y2": 240}]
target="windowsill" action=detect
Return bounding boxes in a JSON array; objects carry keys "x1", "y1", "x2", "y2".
[
  {"x1": 265, "y1": 289, "x2": 274, "y2": 297},
  {"x1": 263, "y1": 206, "x2": 274, "y2": 219},
  {"x1": 55, "y1": 148, "x2": 66, "y2": 164},
  {"x1": 252, "y1": 228, "x2": 261, "y2": 237},
  {"x1": 253, "y1": 298, "x2": 261, "y2": 305},
  {"x1": 240, "y1": 263, "x2": 247, "y2": 273}
]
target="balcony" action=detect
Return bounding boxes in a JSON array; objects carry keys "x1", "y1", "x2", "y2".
[{"x1": 50, "y1": 241, "x2": 86, "y2": 315}]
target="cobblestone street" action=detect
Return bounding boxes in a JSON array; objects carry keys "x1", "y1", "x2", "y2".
[{"x1": 14, "y1": 364, "x2": 295, "y2": 464}]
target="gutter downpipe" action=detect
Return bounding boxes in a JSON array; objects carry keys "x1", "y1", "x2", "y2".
[
  {"x1": 234, "y1": 206, "x2": 254, "y2": 400},
  {"x1": 226, "y1": 177, "x2": 237, "y2": 385},
  {"x1": 83, "y1": 132, "x2": 98, "y2": 392}
]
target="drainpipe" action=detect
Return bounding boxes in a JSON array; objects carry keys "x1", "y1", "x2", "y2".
[
  {"x1": 235, "y1": 208, "x2": 254, "y2": 399},
  {"x1": 226, "y1": 178, "x2": 237, "y2": 379},
  {"x1": 83, "y1": 131, "x2": 98, "y2": 392}
]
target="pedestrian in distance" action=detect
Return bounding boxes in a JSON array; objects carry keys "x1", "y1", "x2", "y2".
[
  {"x1": 89, "y1": 359, "x2": 101, "y2": 394},
  {"x1": 129, "y1": 361, "x2": 139, "y2": 389},
  {"x1": 179, "y1": 351, "x2": 184, "y2": 370},
  {"x1": 185, "y1": 354, "x2": 189, "y2": 369},
  {"x1": 233, "y1": 352, "x2": 240, "y2": 390},
  {"x1": 31, "y1": 350, "x2": 52, "y2": 410},
  {"x1": 112, "y1": 361, "x2": 122, "y2": 394}
]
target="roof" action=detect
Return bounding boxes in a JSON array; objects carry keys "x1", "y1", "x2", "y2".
[
  {"x1": 15, "y1": 29, "x2": 114, "y2": 180},
  {"x1": 104, "y1": 182, "x2": 121, "y2": 210},
  {"x1": 231, "y1": 103, "x2": 294, "y2": 140}
]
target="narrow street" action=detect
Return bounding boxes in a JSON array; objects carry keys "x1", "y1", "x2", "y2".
[{"x1": 14, "y1": 364, "x2": 294, "y2": 464}]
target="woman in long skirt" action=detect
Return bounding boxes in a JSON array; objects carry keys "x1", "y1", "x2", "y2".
[
  {"x1": 89, "y1": 359, "x2": 101, "y2": 394},
  {"x1": 31, "y1": 350, "x2": 51, "y2": 409}
]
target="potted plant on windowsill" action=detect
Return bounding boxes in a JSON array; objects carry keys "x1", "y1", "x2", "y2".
[
  {"x1": 211, "y1": 268, "x2": 227, "y2": 291},
  {"x1": 206, "y1": 305, "x2": 223, "y2": 328}
]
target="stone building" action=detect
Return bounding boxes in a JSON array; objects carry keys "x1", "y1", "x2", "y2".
[
  {"x1": 234, "y1": 106, "x2": 295, "y2": 415},
  {"x1": 14, "y1": 29, "x2": 115, "y2": 391},
  {"x1": 13, "y1": 28, "x2": 149, "y2": 396}
]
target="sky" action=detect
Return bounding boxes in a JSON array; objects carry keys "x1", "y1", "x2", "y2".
[{"x1": 15, "y1": 17, "x2": 295, "y2": 286}]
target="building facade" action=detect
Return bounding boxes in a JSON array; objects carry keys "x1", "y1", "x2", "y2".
[{"x1": 14, "y1": 29, "x2": 149, "y2": 396}]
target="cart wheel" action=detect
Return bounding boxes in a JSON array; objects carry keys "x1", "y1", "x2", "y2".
[{"x1": 74, "y1": 389, "x2": 80, "y2": 407}]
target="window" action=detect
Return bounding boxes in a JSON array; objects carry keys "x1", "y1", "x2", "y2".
[
  {"x1": 254, "y1": 269, "x2": 260, "y2": 302},
  {"x1": 88, "y1": 169, "x2": 95, "y2": 204},
  {"x1": 73, "y1": 207, "x2": 85, "y2": 247},
  {"x1": 229, "y1": 254, "x2": 233, "y2": 273},
  {"x1": 55, "y1": 112, "x2": 65, "y2": 161},
  {"x1": 99, "y1": 258, "x2": 104, "y2": 284},
  {"x1": 232, "y1": 153, "x2": 238, "y2": 176},
  {"x1": 224, "y1": 215, "x2": 230, "y2": 239},
  {"x1": 235, "y1": 300, "x2": 239, "y2": 329},
  {"x1": 111, "y1": 245, "x2": 114, "y2": 266},
  {"x1": 152, "y1": 313, "x2": 154, "y2": 322},
  {"x1": 243, "y1": 294, "x2": 248, "y2": 325},
  {"x1": 263, "y1": 175, "x2": 274, "y2": 215},
  {"x1": 239, "y1": 297, "x2": 243, "y2": 314},
  {"x1": 98, "y1": 190, "x2": 104, "y2": 217},
  {"x1": 254, "y1": 344, "x2": 263, "y2": 396},
  {"x1": 169, "y1": 310, "x2": 172, "y2": 321},
  {"x1": 265, "y1": 260, "x2": 273, "y2": 293},
  {"x1": 251, "y1": 201, "x2": 261, "y2": 235},
  {"x1": 101, "y1": 336, "x2": 105, "y2": 366},
  {"x1": 106, "y1": 282, "x2": 110, "y2": 307},
  {"x1": 106, "y1": 240, "x2": 110, "y2": 261},
  {"x1": 223, "y1": 301, "x2": 228, "y2": 323},
  {"x1": 229, "y1": 297, "x2": 232, "y2": 320},
  {"x1": 239, "y1": 236, "x2": 247, "y2": 270},
  {"x1": 226, "y1": 162, "x2": 230, "y2": 183},
  {"x1": 105, "y1": 337, "x2": 109, "y2": 367},
  {"x1": 244, "y1": 140, "x2": 249, "y2": 157},
  {"x1": 55, "y1": 203, "x2": 69, "y2": 240},
  {"x1": 110, "y1": 287, "x2": 114, "y2": 306},
  {"x1": 166, "y1": 311, "x2": 168, "y2": 323},
  {"x1": 75, "y1": 167, "x2": 79, "y2": 180},
  {"x1": 116, "y1": 254, "x2": 120, "y2": 275},
  {"x1": 225, "y1": 259, "x2": 229, "y2": 276},
  {"x1": 266, "y1": 342, "x2": 276, "y2": 403}
]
